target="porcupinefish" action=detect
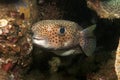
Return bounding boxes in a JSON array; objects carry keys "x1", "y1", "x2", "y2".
[
  {"x1": 32, "y1": 20, "x2": 96, "y2": 56},
  {"x1": 87, "y1": 0, "x2": 120, "y2": 19}
]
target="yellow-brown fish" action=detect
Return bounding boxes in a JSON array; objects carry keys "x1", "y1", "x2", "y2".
[{"x1": 32, "y1": 20, "x2": 96, "y2": 56}]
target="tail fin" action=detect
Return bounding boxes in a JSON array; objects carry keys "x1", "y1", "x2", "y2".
[{"x1": 79, "y1": 25, "x2": 96, "y2": 56}]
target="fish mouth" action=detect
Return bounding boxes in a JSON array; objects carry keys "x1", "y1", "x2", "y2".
[
  {"x1": 33, "y1": 37, "x2": 45, "y2": 40},
  {"x1": 32, "y1": 36, "x2": 50, "y2": 48},
  {"x1": 32, "y1": 36, "x2": 46, "y2": 45}
]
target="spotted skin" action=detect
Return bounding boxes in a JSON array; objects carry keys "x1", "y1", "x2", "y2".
[{"x1": 32, "y1": 20, "x2": 96, "y2": 56}]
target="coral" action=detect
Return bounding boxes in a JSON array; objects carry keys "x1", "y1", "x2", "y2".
[
  {"x1": 87, "y1": 0, "x2": 120, "y2": 19},
  {"x1": 0, "y1": 0, "x2": 37, "y2": 79}
]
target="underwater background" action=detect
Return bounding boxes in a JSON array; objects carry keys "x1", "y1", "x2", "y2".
[{"x1": 0, "y1": 0, "x2": 119, "y2": 80}]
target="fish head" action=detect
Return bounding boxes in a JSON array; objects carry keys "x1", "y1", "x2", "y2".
[{"x1": 32, "y1": 20, "x2": 80, "y2": 50}]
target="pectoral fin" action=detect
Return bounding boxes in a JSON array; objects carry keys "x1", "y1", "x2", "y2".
[{"x1": 79, "y1": 25, "x2": 96, "y2": 56}]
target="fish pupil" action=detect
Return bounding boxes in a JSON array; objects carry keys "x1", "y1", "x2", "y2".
[{"x1": 60, "y1": 27, "x2": 65, "y2": 34}]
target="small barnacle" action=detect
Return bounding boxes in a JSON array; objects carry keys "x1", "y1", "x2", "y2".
[
  {"x1": 13, "y1": 44, "x2": 16, "y2": 47},
  {"x1": 0, "y1": 29, "x2": 3, "y2": 35},
  {"x1": 8, "y1": 25, "x2": 12, "y2": 29},
  {"x1": 18, "y1": 32, "x2": 22, "y2": 36},
  {"x1": 0, "y1": 19, "x2": 8, "y2": 28}
]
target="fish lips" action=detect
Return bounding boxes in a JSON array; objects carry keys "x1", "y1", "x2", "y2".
[{"x1": 32, "y1": 36, "x2": 49, "y2": 48}]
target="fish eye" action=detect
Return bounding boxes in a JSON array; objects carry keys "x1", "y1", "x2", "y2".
[{"x1": 59, "y1": 27, "x2": 65, "y2": 34}]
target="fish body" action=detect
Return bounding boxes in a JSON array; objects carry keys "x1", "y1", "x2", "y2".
[
  {"x1": 87, "y1": 0, "x2": 120, "y2": 19},
  {"x1": 32, "y1": 20, "x2": 96, "y2": 56}
]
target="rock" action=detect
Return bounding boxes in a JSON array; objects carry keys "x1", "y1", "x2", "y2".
[
  {"x1": 0, "y1": 0, "x2": 38, "y2": 79},
  {"x1": 87, "y1": 0, "x2": 120, "y2": 19}
]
